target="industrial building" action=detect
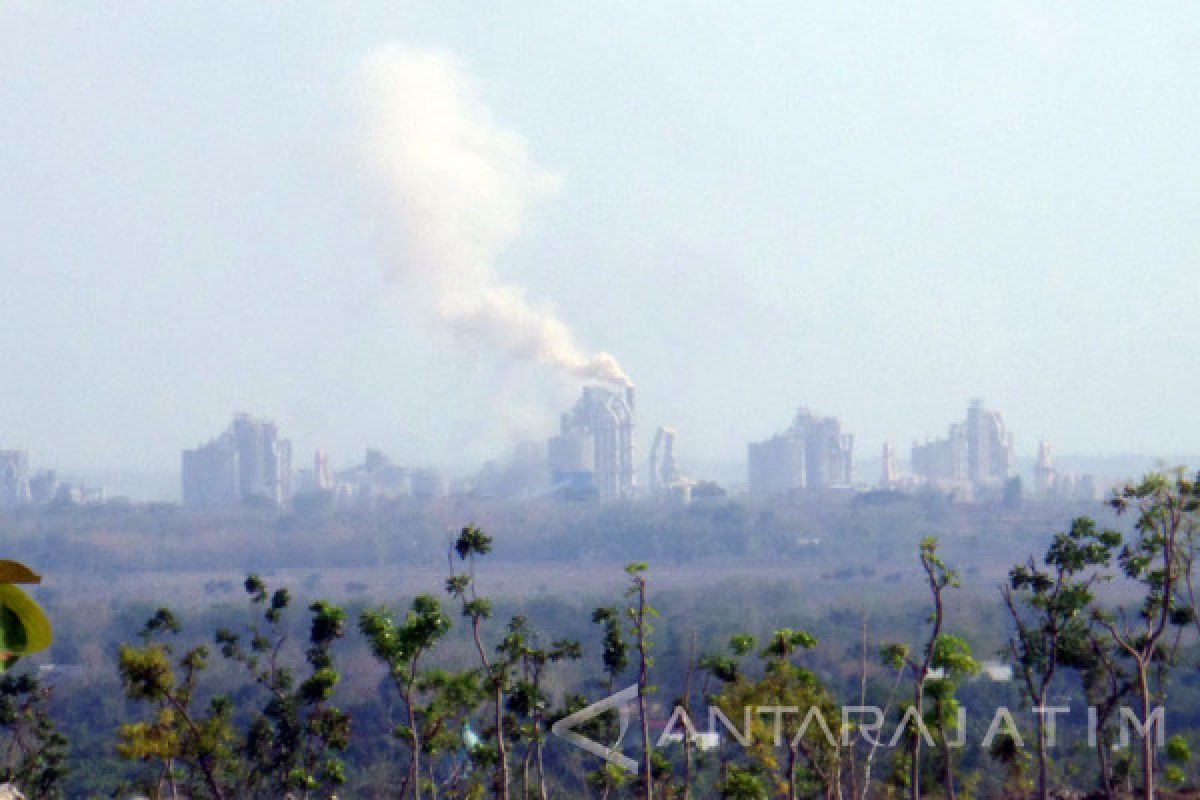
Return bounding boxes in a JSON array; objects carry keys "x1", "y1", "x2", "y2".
[
  {"x1": 911, "y1": 399, "x2": 1014, "y2": 494},
  {"x1": 0, "y1": 452, "x2": 104, "y2": 509},
  {"x1": 911, "y1": 422, "x2": 968, "y2": 486},
  {"x1": 182, "y1": 413, "x2": 293, "y2": 508},
  {"x1": 747, "y1": 407, "x2": 854, "y2": 495},
  {"x1": 647, "y1": 426, "x2": 696, "y2": 503},
  {"x1": 0, "y1": 451, "x2": 31, "y2": 508},
  {"x1": 547, "y1": 386, "x2": 636, "y2": 500},
  {"x1": 1032, "y1": 439, "x2": 1103, "y2": 501}
]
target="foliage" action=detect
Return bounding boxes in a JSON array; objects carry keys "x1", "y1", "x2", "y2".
[
  {"x1": 119, "y1": 577, "x2": 351, "y2": 800},
  {"x1": 0, "y1": 671, "x2": 68, "y2": 798}
]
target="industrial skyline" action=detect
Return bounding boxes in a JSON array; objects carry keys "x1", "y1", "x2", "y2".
[{"x1": 1, "y1": 389, "x2": 1136, "y2": 508}]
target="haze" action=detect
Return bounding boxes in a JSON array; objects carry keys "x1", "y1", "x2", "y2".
[{"x1": 1, "y1": 3, "x2": 1197, "y2": 485}]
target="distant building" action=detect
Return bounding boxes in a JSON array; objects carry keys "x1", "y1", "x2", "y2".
[
  {"x1": 912, "y1": 399, "x2": 1013, "y2": 495},
  {"x1": 747, "y1": 407, "x2": 854, "y2": 495},
  {"x1": 182, "y1": 437, "x2": 240, "y2": 508},
  {"x1": 880, "y1": 443, "x2": 898, "y2": 488},
  {"x1": 28, "y1": 470, "x2": 60, "y2": 505},
  {"x1": 314, "y1": 449, "x2": 334, "y2": 491},
  {"x1": 547, "y1": 386, "x2": 636, "y2": 500},
  {"x1": 647, "y1": 426, "x2": 696, "y2": 503},
  {"x1": 11, "y1": 467, "x2": 104, "y2": 508},
  {"x1": 911, "y1": 423, "x2": 968, "y2": 486},
  {"x1": 0, "y1": 451, "x2": 31, "y2": 508},
  {"x1": 182, "y1": 413, "x2": 293, "y2": 508},
  {"x1": 966, "y1": 398, "x2": 1014, "y2": 487},
  {"x1": 1031, "y1": 439, "x2": 1104, "y2": 501},
  {"x1": 1034, "y1": 439, "x2": 1056, "y2": 496}
]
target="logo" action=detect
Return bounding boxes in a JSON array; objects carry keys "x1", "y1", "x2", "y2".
[
  {"x1": 550, "y1": 685, "x2": 640, "y2": 773},
  {"x1": 552, "y1": 684, "x2": 1169, "y2": 775}
]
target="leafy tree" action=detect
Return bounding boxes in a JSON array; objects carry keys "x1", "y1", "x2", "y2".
[
  {"x1": 924, "y1": 634, "x2": 979, "y2": 800},
  {"x1": 117, "y1": 608, "x2": 232, "y2": 800},
  {"x1": 590, "y1": 606, "x2": 630, "y2": 800},
  {"x1": 359, "y1": 593, "x2": 452, "y2": 799},
  {"x1": 446, "y1": 525, "x2": 511, "y2": 799},
  {"x1": 120, "y1": 581, "x2": 350, "y2": 800},
  {"x1": 497, "y1": 615, "x2": 580, "y2": 800},
  {"x1": 987, "y1": 731, "x2": 1029, "y2": 798},
  {"x1": 215, "y1": 575, "x2": 351, "y2": 799},
  {"x1": 719, "y1": 764, "x2": 768, "y2": 800},
  {"x1": 712, "y1": 628, "x2": 841, "y2": 800},
  {"x1": 886, "y1": 537, "x2": 960, "y2": 800},
  {"x1": 0, "y1": 671, "x2": 69, "y2": 799},
  {"x1": 1002, "y1": 516, "x2": 1121, "y2": 800},
  {"x1": 1095, "y1": 471, "x2": 1198, "y2": 800},
  {"x1": 413, "y1": 667, "x2": 485, "y2": 797},
  {"x1": 853, "y1": 643, "x2": 908, "y2": 800},
  {"x1": 1076, "y1": 630, "x2": 1133, "y2": 800},
  {"x1": 624, "y1": 563, "x2": 657, "y2": 800}
]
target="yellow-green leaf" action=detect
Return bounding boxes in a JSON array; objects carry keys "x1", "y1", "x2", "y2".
[{"x1": 0, "y1": 584, "x2": 52, "y2": 654}]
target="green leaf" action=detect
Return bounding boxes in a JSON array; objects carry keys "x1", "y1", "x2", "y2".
[
  {"x1": 0, "y1": 606, "x2": 28, "y2": 653},
  {"x1": 0, "y1": 584, "x2": 52, "y2": 655}
]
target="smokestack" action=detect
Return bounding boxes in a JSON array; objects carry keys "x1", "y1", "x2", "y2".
[{"x1": 625, "y1": 385, "x2": 636, "y2": 415}]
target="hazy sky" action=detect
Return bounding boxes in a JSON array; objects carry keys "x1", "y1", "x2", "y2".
[{"x1": 1, "y1": 3, "x2": 1197, "y2": 481}]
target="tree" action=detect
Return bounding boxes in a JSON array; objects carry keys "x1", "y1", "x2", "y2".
[
  {"x1": 215, "y1": 576, "x2": 351, "y2": 799},
  {"x1": 888, "y1": 537, "x2": 960, "y2": 800},
  {"x1": 497, "y1": 615, "x2": 580, "y2": 800},
  {"x1": 117, "y1": 608, "x2": 232, "y2": 800},
  {"x1": 924, "y1": 635, "x2": 979, "y2": 800},
  {"x1": 446, "y1": 525, "x2": 511, "y2": 800},
  {"x1": 0, "y1": 671, "x2": 68, "y2": 799},
  {"x1": 588, "y1": 607, "x2": 630, "y2": 800},
  {"x1": 856, "y1": 643, "x2": 907, "y2": 800},
  {"x1": 1002, "y1": 516, "x2": 1121, "y2": 800},
  {"x1": 1094, "y1": 471, "x2": 1198, "y2": 800},
  {"x1": 359, "y1": 593, "x2": 452, "y2": 799},
  {"x1": 712, "y1": 627, "x2": 841, "y2": 800},
  {"x1": 120, "y1": 580, "x2": 351, "y2": 800},
  {"x1": 624, "y1": 563, "x2": 657, "y2": 800}
]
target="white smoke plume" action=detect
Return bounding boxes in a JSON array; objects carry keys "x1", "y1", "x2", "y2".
[{"x1": 357, "y1": 45, "x2": 631, "y2": 387}]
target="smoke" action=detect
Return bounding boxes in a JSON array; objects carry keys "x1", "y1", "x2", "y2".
[{"x1": 357, "y1": 45, "x2": 631, "y2": 387}]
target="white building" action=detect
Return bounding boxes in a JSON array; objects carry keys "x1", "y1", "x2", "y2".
[{"x1": 548, "y1": 386, "x2": 636, "y2": 500}]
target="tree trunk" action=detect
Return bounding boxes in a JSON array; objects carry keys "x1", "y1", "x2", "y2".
[
  {"x1": 634, "y1": 578, "x2": 653, "y2": 800},
  {"x1": 1025, "y1": 684, "x2": 1048, "y2": 800},
  {"x1": 1138, "y1": 661, "x2": 1154, "y2": 800},
  {"x1": 406, "y1": 684, "x2": 421, "y2": 800},
  {"x1": 911, "y1": 684, "x2": 923, "y2": 800},
  {"x1": 536, "y1": 729, "x2": 548, "y2": 800},
  {"x1": 1036, "y1": 713, "x2": 1049, "y2": 800},
  {"x1": 521, "y1": 744, "x2": 532, "y2": 800},
  {"x1": 496, "y1": 681, "x2": 511, "y2": 800},
  {"x1": 787, "y1": 745, "x2": 798, "y2": 800},
  {"x1": 1097, "y1": 723, "x2": 1115, "y2": 800},
  {"x1": 683, "y1": 629, "x2": 697, "y2": 800}
]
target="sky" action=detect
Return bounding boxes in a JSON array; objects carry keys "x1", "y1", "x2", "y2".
[{"x1": 1, "y1": 3, "x2": 1197, "y2": 489}]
